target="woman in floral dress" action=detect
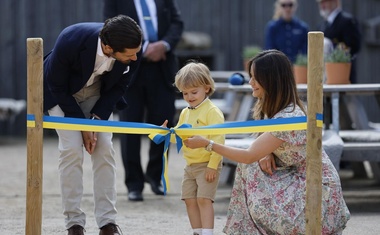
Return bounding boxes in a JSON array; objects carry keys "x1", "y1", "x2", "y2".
[{"x1": 184, "y1": 49, "x2": 350, "y2": 234}]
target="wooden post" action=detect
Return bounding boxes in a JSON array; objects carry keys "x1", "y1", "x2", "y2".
[
  {"x1": 26, "y1": 38, "x2": 44, "y2": 235},
  {"x1": 306, "y1": 32, "x2": 324, "y2": 234}
]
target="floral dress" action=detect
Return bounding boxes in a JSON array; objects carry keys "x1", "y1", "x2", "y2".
[{"x1": 223, "y1": 105, "x2": 350, "y2": 235}]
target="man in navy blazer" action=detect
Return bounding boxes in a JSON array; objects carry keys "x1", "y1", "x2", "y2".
[
  {"x1": 43, "y1": 15, "x2": 142, "y2": 235},
  {"x1": 317, "y1": 0, "x2": 361, "y2": 83},
  {"x1": 318, "y1": 0, "x2": 370, "y2": 131},
  {"x1": 104, "y1": 0, "x2": 183, "y2": 201}
]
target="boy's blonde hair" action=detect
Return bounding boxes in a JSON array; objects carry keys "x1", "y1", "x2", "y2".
[{"x1": 174, "y1": 61, "x2": 215, "y2": 96}]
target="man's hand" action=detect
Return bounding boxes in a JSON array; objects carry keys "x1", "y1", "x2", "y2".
[
  {"x1": 259, "y1": 153, "x2": 277, "y2": 175},
  {"x1": 82, "y1": 131, "x2": 97, "y2": 154},
  {"x1": 143, "y1": 41, "x2": 167, "y2": 62},
  {"x1": 205, "y1": 167, "x2": 217, "y2": 182}
]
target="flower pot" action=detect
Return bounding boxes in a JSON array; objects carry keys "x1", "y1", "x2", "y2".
[
  {"x1": 325, "y1": 62, "x2": 351, "y2": 84},
  {"x1": 293, "y1": 65, "x2": 307, "y2": 84}
]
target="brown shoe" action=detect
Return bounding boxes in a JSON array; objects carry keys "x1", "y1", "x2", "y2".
[
  {"x1": 99, "y1": 223, "x2": 122, "y2": 235},
  {"x1": 67, "y1": 225, "x2": 85, "y2": 235}
]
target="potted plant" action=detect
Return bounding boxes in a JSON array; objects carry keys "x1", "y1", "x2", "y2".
[
  {"x1": 293, "y1": 54, "x2": 308, "y2": 84},
  {"x1": 325, "y1": 43, "x2": 352, "y2": 84},
  {"x1": 242, "y1": 45, "x2": 262, "y2": 72}
]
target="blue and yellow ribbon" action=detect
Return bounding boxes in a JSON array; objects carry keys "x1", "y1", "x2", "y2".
[{"x1": 27, "y1": 114, "x2": 323, "y2": 194}]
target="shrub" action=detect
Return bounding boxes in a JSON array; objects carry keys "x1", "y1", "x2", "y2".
[
  {"x1": 242, "y1": 46, "x2": 262, "y2": 60},
  {"x1": 325, "y1": 44, "x2": 351, "y2": 63},
  {"x1": 294, "y1": 54, "x2": 308, "y2": 66}
]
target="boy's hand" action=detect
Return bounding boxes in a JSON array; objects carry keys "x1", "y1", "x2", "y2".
[
  {"x1": 205, "y1": 167, "x2": 217, "y2": 182},
  {"x1": 161, "y1": 120, "x2": 168, "y2": 128}
]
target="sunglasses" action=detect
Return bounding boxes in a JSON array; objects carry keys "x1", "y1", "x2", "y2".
[{"x1": 281, "y1": 3, "x2": 294, "y2": 8}]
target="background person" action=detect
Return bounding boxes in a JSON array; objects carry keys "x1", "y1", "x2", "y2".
[
  {"x1": 264, "y1": 0, "x2": 309, "y2": 63},
  {"x1": 317, "y1": 0, "x2": 370, "y2": 132},
  {"x1": 43, "y1": 15, "x2": 142, "y2": 235},
  {"x1": 184, "y1": 50, "x2": 350, "y2": 234},
  {"x1": 103, "y1": 0, "x2": 184, "y2": 201},
  {"x1": 317, "y1": 0, "x2": 361, "y2": 83}
]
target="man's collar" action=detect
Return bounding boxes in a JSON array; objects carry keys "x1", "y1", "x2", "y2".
[
  {"x1": 327, "y1": 8, "x2": 341, "y2": 24},
  {"x1": 97, "y1": 38, "x2": 114, "y2": 59},
  {"x1": 97, "y1": 38, "x2": 106, "y2": 57}
]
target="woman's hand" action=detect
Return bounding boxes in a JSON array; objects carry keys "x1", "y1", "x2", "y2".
[
  {"x1": 259, "y1": 153, "x2": 277, "y2": 175},
  {"x1": 205, "y1": 167, "x2": 217, "y2": 182},
  {"x1": 183, "y1": 135, "x2": 209, "y2": 149}
]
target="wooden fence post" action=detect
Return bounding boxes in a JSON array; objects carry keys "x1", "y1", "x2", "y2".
[
  {"x1": 306, "y1": 31, "x2": 324, "y2": 234},
  {"x1": 26, "y1": 38, "x2": 44, "y2": 235}
]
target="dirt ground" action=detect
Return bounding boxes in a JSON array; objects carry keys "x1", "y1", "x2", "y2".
[{"x1": 1, "y1": 136, "x2": 380, "y2": 235}]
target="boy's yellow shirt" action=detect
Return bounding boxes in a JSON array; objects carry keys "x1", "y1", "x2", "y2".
[{"x1": 150, "y1": 98, "x2": 225, "y2": 169}]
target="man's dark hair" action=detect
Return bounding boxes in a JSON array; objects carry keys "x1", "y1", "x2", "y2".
[{"x1": 99, "y1": 15, "x2": 142, "y2": 53}]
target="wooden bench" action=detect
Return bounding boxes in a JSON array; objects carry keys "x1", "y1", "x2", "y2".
[
  {"x1": 0, "y1": 99, "x2": 26, "y2": 121},
  {"x1": 340, "y1": 130, "x2": 380, "y2": 180},
  {"x1": 0, "y1": 99, "x2": 26, "y2": 135}
]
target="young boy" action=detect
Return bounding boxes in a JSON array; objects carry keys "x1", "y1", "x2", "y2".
[{"x1": 171, "y1": 62, "x2": 225, "y2": 235}]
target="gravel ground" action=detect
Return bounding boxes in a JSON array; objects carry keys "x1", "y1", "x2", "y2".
[{"x1": 1, "y1": 136, "x2": 380, "y2": 235}]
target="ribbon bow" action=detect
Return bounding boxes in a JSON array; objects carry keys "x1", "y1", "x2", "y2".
[{"x1": 151, "y1": 124, "x2": 192, "y2": 194}]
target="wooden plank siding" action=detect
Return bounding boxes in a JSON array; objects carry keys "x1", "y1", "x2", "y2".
[{"x1": 0, "y1": 0, "x2": 379, "y2": 135}]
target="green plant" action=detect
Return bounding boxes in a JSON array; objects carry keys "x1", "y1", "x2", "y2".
[
  {"x1": 325, "y1": 45, "x2": 351, "y2": 63},
  {"x1": 294, "y1": 54, "x2": 308, "y2": 66},
  {"x1": 242, "y1": 45, "x2": 262, "y2": 60}
]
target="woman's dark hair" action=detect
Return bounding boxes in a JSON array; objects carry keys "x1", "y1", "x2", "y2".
[
  {"x1": 99, "y1": 15, "x2": 142, "y2": 53},
  {"x1": 248, "y1": 49, "x2": 306, "y2": 119}
]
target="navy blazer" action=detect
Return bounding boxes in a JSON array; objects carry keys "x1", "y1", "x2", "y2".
[
  {"x1": 322, "y1": 11, "x2": 361, "y2": 58},
  {"x1": 103, "y1": 0, "x2": 183, "y2": 89},
  {"x1": 43, "y1": 22, "x2": 141, "y2": 120},
  {"x1": 321, "y1": 11, "x2": 361, "y2": 83}
]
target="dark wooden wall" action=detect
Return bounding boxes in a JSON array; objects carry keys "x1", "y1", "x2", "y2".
[{"x1": 1, "y1": 0, "x2": 379, "y2": 135}]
